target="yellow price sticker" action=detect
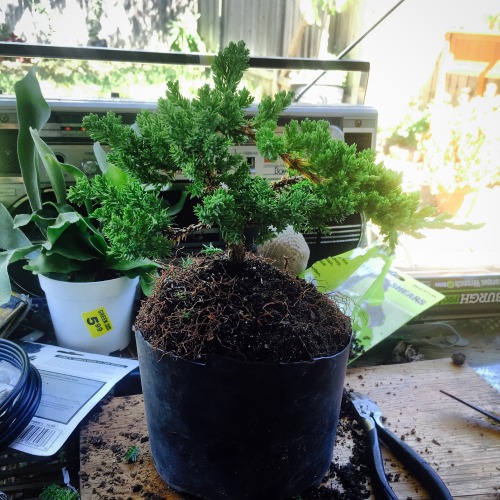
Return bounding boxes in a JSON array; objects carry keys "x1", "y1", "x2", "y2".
[{"x1": 82, "y1": 307, "x2": 114, "y2": 338}]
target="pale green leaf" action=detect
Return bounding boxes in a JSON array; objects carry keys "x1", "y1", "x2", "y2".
[
  {"x1": 0, "y1": 246, "x2": 40, "y2": 305},
  {"x1": 0, "y1": 204, "x2": 32, "y2": 250},
  {"x1": 93, "y1": 142, "x2": 109, "y2": 173},
  {"x1": 14, "y1": 65, "x2": 51, "y2": 212},
  {"x1": 30, "y1": 128, "x2": 67, "y2": 204}
]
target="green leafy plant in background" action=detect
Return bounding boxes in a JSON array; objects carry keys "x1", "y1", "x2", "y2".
[
  {"x1": 0, "y1": 65, "x2": 175, "y2": 305},
  {"x1": 167, "y1": 10, "x2": 206, "y2": 53},
  {"x1": 0, "y1": 23, "x2": 11, "y2": 40},
  {"x1": 86, "y1": 0, "x2": 104, "y2": 42},
  {"x1": 382, "y1": 101, "x2": 430, "y2": 157},
  {"x1": 40, "y1": 484, "x2": 79, "y2": 500},
  {"x1": 487, "y1": 12, "x2": 499, "y2": 31},
  {"x1": 384, "y1": 89, "x2": 500, "y2": 195},
  {"x1": 0, "y1": 59, "x2": 198, "y2": 100},
  {"x1": 416, "y1": 90, "x2": 500, "y2": 194}
]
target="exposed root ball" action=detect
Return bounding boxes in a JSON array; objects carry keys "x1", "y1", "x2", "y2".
[{"x1": 135, "y1": 254, "x2": 351, "y2": 363}]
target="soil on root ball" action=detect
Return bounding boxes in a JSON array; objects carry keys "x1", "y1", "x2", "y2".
[{"x1": 135, "y1": 253, "x2": 351, "y2": 363}]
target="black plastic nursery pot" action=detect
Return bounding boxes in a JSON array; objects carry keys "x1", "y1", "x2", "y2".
[{"x1": 136, "y1": 330, "x2": 351, "y2": 500}]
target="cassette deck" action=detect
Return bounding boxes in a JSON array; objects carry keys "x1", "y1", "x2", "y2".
[{"x1": 0, "y1": 97, "x2": 377, "y2": 206}]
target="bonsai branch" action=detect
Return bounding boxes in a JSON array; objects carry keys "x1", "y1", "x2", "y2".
[
  {"x1": 227, "y1": 243, "x2": 246, "y2": 264},
  {"x1": 279, "y1": 153, "x2": 322, "y2": 184},
  {"x1": 170, "y1": 222, "x2": 210, "y2": 244},
  {"x1": 240, "y1": 125, "x2": 322, "y2": 184},
  {"x1": 270, "y1": 175, "x2": 301, "y2": 192}
]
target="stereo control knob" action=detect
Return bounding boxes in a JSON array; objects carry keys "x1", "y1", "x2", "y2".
[{"x1": 81, "y1": 160, "x2": 100, "y2": 175}]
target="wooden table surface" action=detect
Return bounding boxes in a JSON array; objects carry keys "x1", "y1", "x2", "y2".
[{"x1": 79, "y1": 358, "x2": 500, "y2": 499}]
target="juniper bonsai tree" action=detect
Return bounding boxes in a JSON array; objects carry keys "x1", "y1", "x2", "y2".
[
  {"x1": 82, "y1": 40, "x2": 456, "y2": 267},
  {"x1": 83, "y1": 42, "x2": 477, "y2": 498}
]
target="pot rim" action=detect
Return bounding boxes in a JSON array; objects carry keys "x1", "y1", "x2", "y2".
[{"x1": 135, "y1": 329, "x2": 353, "y2": 368}]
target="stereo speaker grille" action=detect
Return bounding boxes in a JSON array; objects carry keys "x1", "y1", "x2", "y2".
[{"x1": 0, "y1": 130, "x2": 19, "y2": 174}]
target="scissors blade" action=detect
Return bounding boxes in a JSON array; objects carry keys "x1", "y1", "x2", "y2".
[
  {"x1": 350, "y1": 390, "x2": 453, "y2": 500},
  {"x1": 350, "y1": 391, "x2": 382, "y2": 420}
]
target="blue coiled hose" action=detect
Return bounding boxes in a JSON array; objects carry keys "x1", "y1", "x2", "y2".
[{"x1": 0, "y1": 339, "x2": 42, "y2": 450}]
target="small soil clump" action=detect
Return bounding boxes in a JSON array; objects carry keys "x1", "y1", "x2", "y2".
[
  {"x1": 451, "y1": 352, "x2": 466, "y2": 366},
  {"x1": 135, "y1": 254, "x2": 351, "y2": 363}
]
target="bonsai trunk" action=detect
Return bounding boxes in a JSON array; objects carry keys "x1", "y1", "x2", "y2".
[
  {"x1": 227, "y1": 227, "x2": 259, "y2": 265},
  {"x1": 227, "y1": 242, "x2": 245, "y2": 264}
]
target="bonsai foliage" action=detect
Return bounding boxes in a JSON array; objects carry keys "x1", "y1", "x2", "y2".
[{"x1": 83, "y1": 40, "x2": 459, "y2": 265}]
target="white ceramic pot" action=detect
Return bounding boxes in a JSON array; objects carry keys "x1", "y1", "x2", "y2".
[{"x1": 38, "y1": 274, "x2": 139, "y2": 355}]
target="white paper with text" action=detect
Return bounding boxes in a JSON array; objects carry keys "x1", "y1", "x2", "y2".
[{"x1": 10, "y1": 342, "x2": 138, "y2": 456}]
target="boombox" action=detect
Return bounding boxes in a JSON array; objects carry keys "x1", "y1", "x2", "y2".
[{"x1": 0, "y1": 97, "x2": 378, "y2": 267}]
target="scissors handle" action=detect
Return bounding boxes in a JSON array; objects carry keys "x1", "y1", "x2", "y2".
[
  {"x1": 364, "y1": 421, "x2": 399, "y2": 500},
  {"x1": 376, "y1": 422, "x2": 453, "y2": 500}
]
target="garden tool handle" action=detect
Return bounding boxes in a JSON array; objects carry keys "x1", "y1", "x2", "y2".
[{"x1": 364, "y1": 419, "x2": 399, "y2": 500}]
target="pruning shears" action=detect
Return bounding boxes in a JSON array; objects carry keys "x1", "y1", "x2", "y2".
[{"x1": 350, "y1": 391, "x2": 453, "y2": 500}]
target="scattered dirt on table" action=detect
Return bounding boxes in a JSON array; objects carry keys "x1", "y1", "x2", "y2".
[
  {"x1": 80, "y1": 391, "x2": 380, "y2": 499},
  {"x1": 300, "y1": 389, "x2": 372, "y2": 499}
]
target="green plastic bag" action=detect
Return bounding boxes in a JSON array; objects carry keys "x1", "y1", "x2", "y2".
[{"x1": 301, "y1": 243, "x2": 445, "y2": 363}]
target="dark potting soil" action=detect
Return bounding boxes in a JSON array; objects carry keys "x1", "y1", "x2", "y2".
[
  {"x1": 299, "y1": 389, "x2": 372, "y2": 499},
  {"x1": 135, "y1": 253, "x2": 352, "y2": 363}
]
